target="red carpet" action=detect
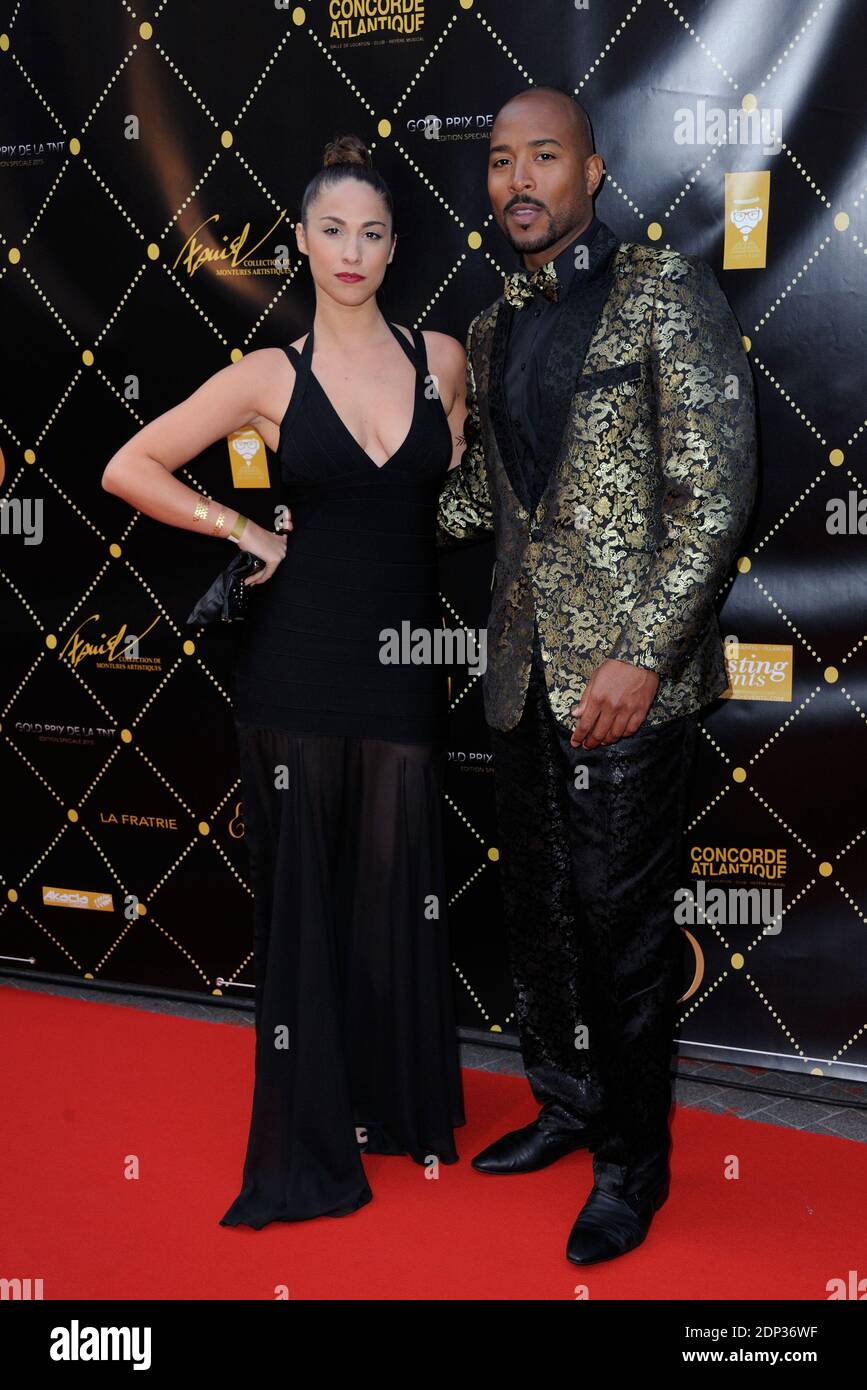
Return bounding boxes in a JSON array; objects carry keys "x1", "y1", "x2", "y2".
[{"x1": 1, "y1": 986, "x2": 861, "y2": 1300}]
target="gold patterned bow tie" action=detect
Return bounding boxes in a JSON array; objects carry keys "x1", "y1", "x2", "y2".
[{"x1": 503, "y1": 259, "x2": 560, "y2": 309}]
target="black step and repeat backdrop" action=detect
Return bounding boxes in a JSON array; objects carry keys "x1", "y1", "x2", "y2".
[{"x1": 2, "y1": 1, "x2": 865, "y2": 1082}]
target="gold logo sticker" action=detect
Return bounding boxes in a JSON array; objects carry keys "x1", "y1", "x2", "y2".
[{"x1": 724, "y1": 171, "x2": 771, "y2": 270}]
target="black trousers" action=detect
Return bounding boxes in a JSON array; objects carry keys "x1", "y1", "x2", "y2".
[{"x1": 487, "y1": 628, "x2": 699, "y2": 1200}]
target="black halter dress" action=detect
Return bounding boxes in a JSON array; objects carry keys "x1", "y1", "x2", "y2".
[{"x1": 219, "y1": 322, "x2": 465, "y2": 1229}]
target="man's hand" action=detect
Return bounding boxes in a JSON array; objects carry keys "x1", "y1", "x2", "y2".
[{"x1": 569, "y1": 658, "x2": 660, "y2": 748}]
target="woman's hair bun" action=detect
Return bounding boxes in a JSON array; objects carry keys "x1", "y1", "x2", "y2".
[
  {"x1": 322, "y1": 134, "x2": 372, "y2": 170},
  {"x1": 301, "y1": 131, "x2": 392, "y2": 230}
]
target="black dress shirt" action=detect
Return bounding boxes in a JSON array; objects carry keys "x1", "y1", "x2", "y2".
[{"x1": 504, "y1": 212, "x2": 602, "y2": 512}]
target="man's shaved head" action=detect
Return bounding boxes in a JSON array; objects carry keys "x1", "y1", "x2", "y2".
[
  {"x1": 496, "y1": 86, "x2": 595, "y2": 162},
  {"x1": 487, "y1": 86, "x2": 604, "y2": 267}
]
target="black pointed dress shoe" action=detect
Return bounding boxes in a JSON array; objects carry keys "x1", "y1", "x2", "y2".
[
  {"x1": 471, "y1": 1116, "x2": 598, "y2": 1174},
  {"x1": 565, "y1": 1173, "x2": 670, "y2": 1265}
]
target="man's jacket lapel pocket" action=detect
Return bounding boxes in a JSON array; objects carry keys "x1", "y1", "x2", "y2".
[{"x1": 575, "y1": 360, "x2": 642, "y2": 392}]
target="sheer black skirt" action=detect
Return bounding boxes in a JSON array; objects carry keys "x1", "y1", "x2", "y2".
[{"x1": 219, "y1": 721, "x2": 466, "y2": 1230}]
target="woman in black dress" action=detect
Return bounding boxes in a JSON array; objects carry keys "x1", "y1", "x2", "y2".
[{"x1": 102, "y1": 133, "x2": 471, "y2": 1227}]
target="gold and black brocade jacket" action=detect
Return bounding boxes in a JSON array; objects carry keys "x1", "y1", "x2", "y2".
[{"x1": 436, "y1": 221, "x2": 758, "y2": 732}]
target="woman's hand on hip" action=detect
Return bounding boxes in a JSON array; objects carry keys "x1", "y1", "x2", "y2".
[{"x1": 240, "y1": 519, "x2": 289, "y2": 584}]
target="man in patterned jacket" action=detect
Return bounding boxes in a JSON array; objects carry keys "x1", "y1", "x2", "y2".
[{"x1": 437, "y1": 85, "x2": 757, "y2": 1265}]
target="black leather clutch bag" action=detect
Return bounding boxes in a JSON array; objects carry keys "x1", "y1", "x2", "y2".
[{"x1": 186, "y1": 548, "x2": 266, "y2": 627}]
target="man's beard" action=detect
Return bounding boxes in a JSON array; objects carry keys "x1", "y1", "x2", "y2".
[{"x1": 501, "y1": 206, "x2": 574, "y2": 258}]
